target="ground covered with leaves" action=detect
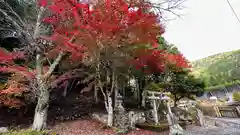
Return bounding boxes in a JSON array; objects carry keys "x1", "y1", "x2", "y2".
[{"x1": 51, "y1": 118, "x2": 169, "y2": 135}]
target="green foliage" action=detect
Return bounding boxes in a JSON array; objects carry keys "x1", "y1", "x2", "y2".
[
  {"x1": 192, "y1": 49, "x2": 240, "y2": 88},
  {"x1": 232, "y1": 92, "x2": 240, "y2": 101},
  {"x1": 144, "y1": 82, "x2": 164, "y2": 91},
  {"x1": 168, "y1": 73, "x2": 205, "y2": 103},
  {"x1": 1, "y1": 129, "x2": 53, "y2": 135},
  {"x1": 146, "y1": 71, "x2": 205, "y2": 105}
]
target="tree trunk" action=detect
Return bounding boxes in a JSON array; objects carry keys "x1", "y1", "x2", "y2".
[
  {"x1": 32, "y1": 83, "x2": 49, "y2": 131},
  {"x1": 62, "y1": 82, "x2": 69, "y2": 97},
  {"x1": 107, "y1": 94, "x2": 113, "y2": 127},
  {"x1": 114, "y1": 84, "x2": 119, "y2": 109},
  {"x1": 94, "y1": 85, "x2": 99, "y2": 103}
]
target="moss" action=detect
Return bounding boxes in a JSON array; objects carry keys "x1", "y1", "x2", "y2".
[
  {"x1": 136, "y1": 121, "x2": 190, "y2": 132},
  {"x1": 232, "y1": 92, "x2": 240, "y2": 101},
  {"x1": 136, "y1": 122, "x2": 169, "y2": 132},
  {"x1": 1, "y1": 129, "x2": 56, "y2": 135}
]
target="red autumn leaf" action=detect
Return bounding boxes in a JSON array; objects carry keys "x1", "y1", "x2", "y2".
[{"x1": 39, "y1": 0, "x2": 47, "y2": 7}]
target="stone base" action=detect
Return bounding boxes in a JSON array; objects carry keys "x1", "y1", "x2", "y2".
[
  {"x1": 91, "y1": 112, "x2": 108, "y2": 124},
  {"x1": 169, "y1": 124, "x2": 185, "y2": 135}
]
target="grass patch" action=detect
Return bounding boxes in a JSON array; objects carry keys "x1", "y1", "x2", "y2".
[{"x1": 1, "y1": 129, "x2": 56, "y2": 135}]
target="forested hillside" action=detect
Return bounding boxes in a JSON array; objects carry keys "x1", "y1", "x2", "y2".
[{"x1": 191, "y1": 49, "x2": 240, "y2": 90}]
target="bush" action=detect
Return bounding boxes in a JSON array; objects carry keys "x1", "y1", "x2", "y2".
[{"x1": 232, "y1": 92, "x2": 240, "y2": 101}]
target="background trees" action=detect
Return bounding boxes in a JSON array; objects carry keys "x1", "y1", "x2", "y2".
[{"x1": 192, "y1": 49, "x2": 240, "y2": 90}]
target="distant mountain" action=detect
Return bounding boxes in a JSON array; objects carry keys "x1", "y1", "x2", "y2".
[{"x1": 191, "y1": 49, "x2": 240, "y2": 90}]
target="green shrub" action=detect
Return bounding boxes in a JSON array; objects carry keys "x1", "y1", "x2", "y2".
[{"x1": 232, "y1": 92, "x2": 240, "y2": 101}]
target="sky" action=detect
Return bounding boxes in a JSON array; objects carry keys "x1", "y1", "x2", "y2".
[{"x1": 152, "y1": 0, "x2": 240, "y2": 61}]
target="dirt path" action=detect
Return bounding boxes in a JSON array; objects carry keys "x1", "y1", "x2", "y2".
[{"x1": 51, "y1": 118, "x2": 169, "y2": 135}]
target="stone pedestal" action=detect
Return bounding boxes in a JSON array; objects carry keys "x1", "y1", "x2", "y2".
[{"x1": 114, "y1": 94, "x2": 129, "y2": 134}]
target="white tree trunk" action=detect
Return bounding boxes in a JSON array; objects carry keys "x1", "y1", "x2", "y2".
[
  {"x1": 107, "y1": 94, "x2": 113, "y2": 127},
  {"x1": 32, "y1": 83, "x2": 49, "y2": 131},
  {"x1": 32, "y1": 106, "x2": 48, "y2": 131}
]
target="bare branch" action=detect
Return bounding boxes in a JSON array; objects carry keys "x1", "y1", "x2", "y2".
[
  {"x1": 0, "y1": 8, "x2": 24, "y2": 33},
  {"x1": 0, "y1": 0, "x2": 26, "y2": 27},
  {"x1": 109, "y1": 69, "x2": 115, "y2": 96},
  {"x1": 149, "y1": 0, "x2": 186, "y2": 21}
]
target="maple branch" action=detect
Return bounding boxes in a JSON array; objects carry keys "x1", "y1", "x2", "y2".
[
  {"x1": 43, "y1": 51, "x2": 64, "y2": 80},
  {"x1": 36, "y1": 54, "x2": 43, "y2": 81},
  {"x1": 109, "y1": 69, "x2": 115, "y2": 96},
  {"x1": 33, "y1": 6, "x2": 46, "y2": 39},
  {"x1": 50, "y1": 69, "x2": 84, "y2": 88}
]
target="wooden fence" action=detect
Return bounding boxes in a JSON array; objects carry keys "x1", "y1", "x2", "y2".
[{"x1": 197, "y1": 104, "x2": 240, "y2": 118}]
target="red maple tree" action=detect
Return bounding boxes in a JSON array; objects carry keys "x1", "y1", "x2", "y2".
[
  {"x1": 130, "y1": 46, "x2": 191, "y2": 74},
  {"x1": 0, "y1": 0, "x2": 189, "y2": 129}
]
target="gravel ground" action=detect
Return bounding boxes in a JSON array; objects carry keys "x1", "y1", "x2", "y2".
[{"x1": 185, "y1": 125, "x2": 240, "y2": 135}]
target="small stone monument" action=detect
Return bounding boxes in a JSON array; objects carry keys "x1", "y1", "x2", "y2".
[
  {"x1": 114, "y1": 94, "x2": 129, "y2": 134},
  {"x1": 196, "y1": 108, "x2": 206, "y2": 127}
]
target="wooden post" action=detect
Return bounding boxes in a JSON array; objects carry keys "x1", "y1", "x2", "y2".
[
  {"x1": 236, "y1": 106, "x2": 240, "y2": 117},
  {"x1": 141, "y1": 91, "x2": 146, "y2": 107},
  {"x1": 214, "y1": 106, "x2": 221, "y2": 117},
  {"x1": 152, "y1": 99, "x2": 159, "y2": 124}
]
